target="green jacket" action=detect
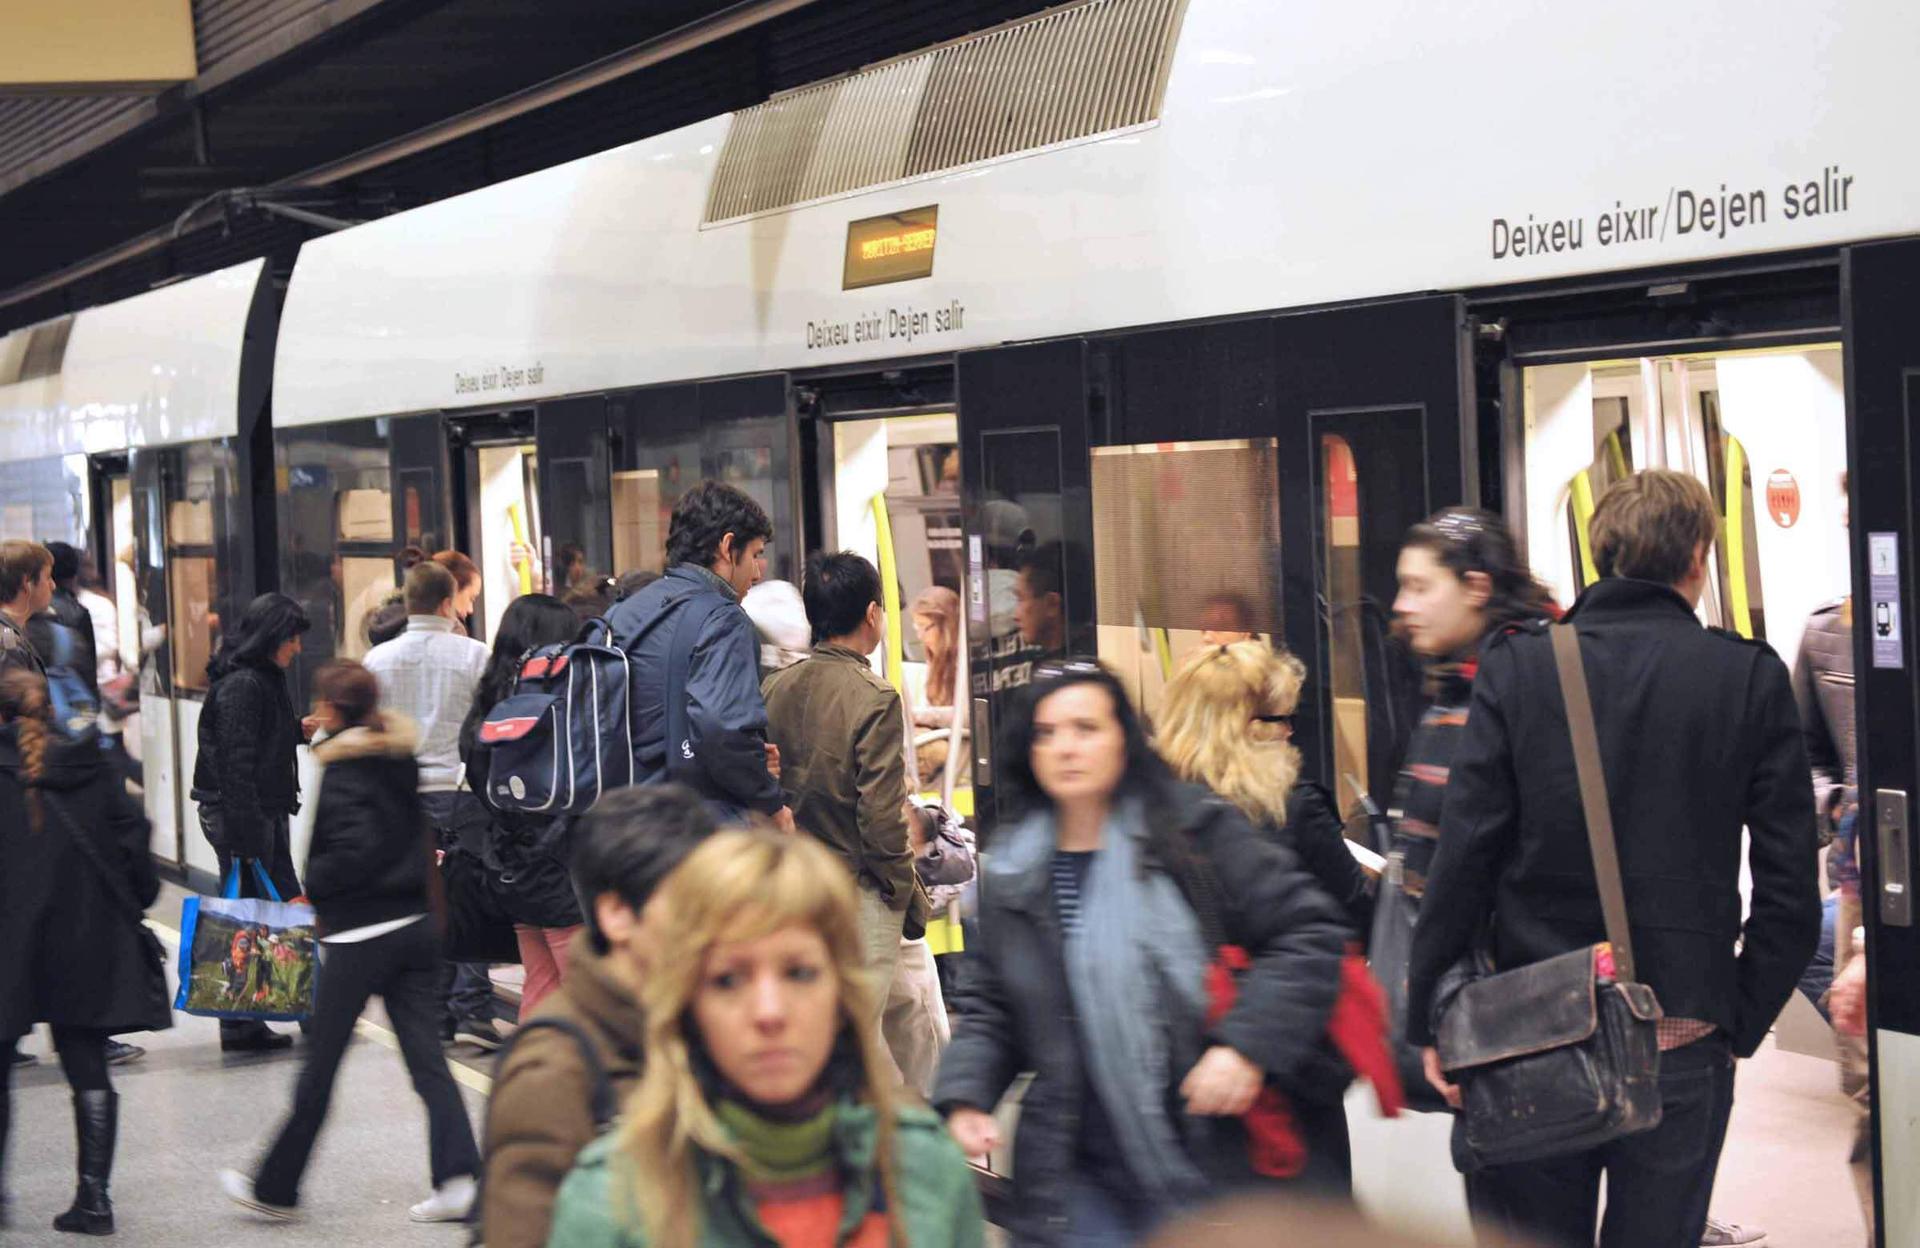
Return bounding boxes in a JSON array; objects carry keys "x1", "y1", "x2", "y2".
[
  {"x1": 763, "y1": 645, "x2": 917, "y2": 914},
  {"x1": 544, "y1": 1101, "x2": 986, "y2": 1248}
]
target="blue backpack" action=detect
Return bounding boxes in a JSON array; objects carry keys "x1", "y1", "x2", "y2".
[
  {"x1": 42, "y1": 621, "x2": 101, "y2": 740},
  {"x1": 473, "y1": 619, "x2": 633, "y2": 815}
]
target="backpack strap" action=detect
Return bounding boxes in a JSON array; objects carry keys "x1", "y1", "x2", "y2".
[
  {"x1": 663, "y1": 590, "x2": 732, "y2": 792},
  {"x1": 469, "y1": 1014, "x2": 618, "y2": 1236}
]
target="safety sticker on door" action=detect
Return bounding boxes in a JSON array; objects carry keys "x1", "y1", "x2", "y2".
[{"x1": 1870, "y1": 532, "x2": 1902, "y2": 669}]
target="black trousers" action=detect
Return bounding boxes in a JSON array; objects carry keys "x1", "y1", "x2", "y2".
[
  {"x1": 2, "y1": 1027, "x2": 111, "y2": 1187},
  {"x1": 252, "y1": 918, "x2": 479, "y2": 1207},
  {"x1": 212, "y1": 815, "x2": 303, "y2": 1039},
  {"x1": 1465, "y1": 1035, "x2": 1736, "y2": 1248}
]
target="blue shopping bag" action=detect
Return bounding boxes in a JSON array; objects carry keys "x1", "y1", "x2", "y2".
[{"x1": 174, "y1": 860, "x2": 320, "y2": 1023}]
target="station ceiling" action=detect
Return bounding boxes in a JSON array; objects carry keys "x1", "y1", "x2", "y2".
[{"x1": 0, "y1": 0, "x2": 1058, "y2": 336}]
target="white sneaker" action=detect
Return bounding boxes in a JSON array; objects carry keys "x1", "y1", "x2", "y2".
[
  {"x1": 408, "y1": 1174, "x2": 477, "y2": 1223},
  {"x1": 219, "y1": 1168, "x2": 302, "y2": 1222}
]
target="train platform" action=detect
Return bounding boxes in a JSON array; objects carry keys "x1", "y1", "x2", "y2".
[{"x1": 3, "y1": 883, "x2": 1866, "y2": 1247}]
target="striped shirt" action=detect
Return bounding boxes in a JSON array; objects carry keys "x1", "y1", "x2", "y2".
[{"x1": 1050, "y1": 850, "x2": 1095, "y2": 935}]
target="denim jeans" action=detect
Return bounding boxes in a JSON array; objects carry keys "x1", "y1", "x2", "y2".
[
  {"x1": 1466, "y1": 1035, "x2": 1736, "y2": 1248},
  {"x1": 1795, "y1": 894, "x2": 1839, "y2": 1023}
]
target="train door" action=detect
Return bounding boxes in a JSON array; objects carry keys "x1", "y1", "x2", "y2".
[
  {"x1": 450, "y1": 410, "x2": 542, "y2": 643},
  {"x1": 1846, "y1": 236, "x2": 1920, "y2": 1248}
]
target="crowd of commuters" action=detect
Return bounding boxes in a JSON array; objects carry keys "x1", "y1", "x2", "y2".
[{"x1": 0, "y1": 461, "x2": 1861, "y2": 1247}]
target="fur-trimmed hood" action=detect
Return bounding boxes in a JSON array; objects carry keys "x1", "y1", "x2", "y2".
[{"x1": 312, "y1": 712, "x2": 420, "y2": 764}]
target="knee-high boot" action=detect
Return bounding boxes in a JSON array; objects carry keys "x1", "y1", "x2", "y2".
[{"x1": 52, "y1": 1089, "x2": 116, "y2": 1236}]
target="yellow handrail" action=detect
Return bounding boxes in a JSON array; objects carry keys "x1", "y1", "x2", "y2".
[
  {"x1": 1569, "y1": 470, "x2": 1600, "y2": 587},
  {"x1": 1724, "y1": 437, "x2": 1754, "y2": 637},
  {"x1": 869, "y1": 494, "x2": 905, "y2": 691}
]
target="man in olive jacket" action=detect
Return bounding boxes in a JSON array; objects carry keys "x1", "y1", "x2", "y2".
[
  {"x1": 480, "y1": 786, "x2": 717, "y2": 1248},
  {"x1": 1407, "y1": 470, "x2": 1820, "y2": 1248},
  {"x1": 762, "y1": 552, "x2": 918, "y2": 1031}
]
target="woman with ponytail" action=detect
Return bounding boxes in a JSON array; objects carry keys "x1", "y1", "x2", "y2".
[
  {"x1": 546, "y1": 828, "x2": 984, "y2": 1248},
  {"x1": 1, "y1": 670, "x2": 172, "y2": 1236}
]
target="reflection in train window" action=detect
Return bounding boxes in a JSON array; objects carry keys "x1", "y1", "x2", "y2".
[
  {"x1": 1090, "y1": 438, "x2": 1281, "y2": 724},
  {"x1": 1320, "y1": 435, "x2": 1368, "y2": 818},
  {"x1": 278, "y1": 418, "x2": 396, "y2": 697},
  {"x1": 165, "y1": 442, "x2": 239, "y2": 696}
]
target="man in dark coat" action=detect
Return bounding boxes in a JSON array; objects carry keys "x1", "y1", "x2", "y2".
[
  {"x1": 1406, "y1": 469, "x2": 1820, "y2": 1248},
  {"x1": 27, "y1": 542, "x2": 99, "y2": 699},
  {"x1": 604, "y1": 481, "x2": 793, "y2": 831}
]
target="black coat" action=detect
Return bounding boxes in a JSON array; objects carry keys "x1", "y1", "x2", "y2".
[
  {"x1": 304, "y1": 717, "x2": 435, "y2": 935},
  {"x1": 1273, "y1": 781, "x2": 1373, "y2": 937},
  {"x1": 0, "y1": 726, "x2": 171, "y2": 1040},
  {"x1": 28, "y1": 588, "x2": 100, "y2": 697},
  {"x1": 192, "y1": 658, "x2": 303, "y2": 858},
  {"x1": 1406, "y1": 579, "x2": 1821, "y2": 1058},
  {"x1": 932, "y1": 785, "x2": 1349, "y2": 1245}
]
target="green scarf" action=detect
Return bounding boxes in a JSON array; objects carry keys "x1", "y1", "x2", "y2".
[{"x1": 715, "y1": 1098, "x2": 838, "y2": 1186}]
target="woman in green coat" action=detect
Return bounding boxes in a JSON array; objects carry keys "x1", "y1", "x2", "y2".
[{"x1": 546, "y1": 828, "x2": 985, "y2": 1248}]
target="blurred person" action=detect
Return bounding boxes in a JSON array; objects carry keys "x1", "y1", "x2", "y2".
[
  {"x1": 1197, "y1": 592, "x2": 1258, "y2": 647},
  {"x1": 1014, "y1": 542, "x2": 1067, "y2": 656},
  {"x1": 743, "y1": 578, "x2": 811, "y2": 680},
  {"x1": 763, "y1": 551, "x2": 919, "y2": 1043},
  {"x1": 1406, "y1": 472, "x2": 1820, "y2": 1248},
  {"x1": 221, "y1": 660, "x2": 481, "y2": 1225},
  {"x1": 0, "y1": 540, "x2": 54, "y2": 680},
  {"x1": 604, "y1": 482, "x2": 793, "y2": 829},
  {"x1": 364, "y1": 560, "x2": 501, "y2": 1049},
  {"x1": 554, "y1": 543, "x2": 589, "y2": 596},
  {"x1": 933, "y1": 660, "x2": 1350, "y2": 1245},
  {"x1": 612, "y1": 569, "x2": 659, "y2": 604},
  {"x1": 1, "y1": 671, "x2": 171, "y2": 1236},
  {"x1": 1158, "y1": 641, "x2": 1373, "y2": 934},
  {"x1": 27, "y1": 542, "x2": 99, "y2": 700},
  {"x1": 480, "y1": 785, "x2": 719, "y2": 1248},
  {"x1": 563, "y1": 577, "x2": 615, "y2": 626},
  {"x1": 885, "y1": 799, "x2": 968, "y2": 1096},
  {"x1": 433, "y1": 549, "x2": 484, "y2": 635},
  {"x1": 1146, "y1": 1193, "x2": 1545, "y2": 1248},
  {"x1": 458, "y1": 593, "x2": 587, "y2": 1017},
  {"x1": 73, "y1": 561, "x2": 120, "y2": 686},
  {"x1": 909, "y1": 585, "x2": 963, "y2": 778},
  {"x1": 363, "y1": 588, "x2": 411, "y2": 650},
  {"x1": 545, "y1": 828, "x2": 986, "y2": 1248},
  {"x1": 192, "y1": 592, "x2": 314, "y2": 1053}
]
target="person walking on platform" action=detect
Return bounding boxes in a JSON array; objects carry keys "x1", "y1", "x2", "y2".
[
  {"x1": 364, "y1": 559, "x2": 500, "y2": 1049},
  {"x1": 604, "y1": 481, "x2": 794, "y2": 831},
  {"x1": 26, "y1": 542, "x2": 100, "y2": 703},
  {"x1": 762, "y1": 552, "x2": 920, "y2": 1040},
  {"x1": 546, "y1": 828, "x2": 986, "y2": 1248},
  {"x1": 221, "y1": 660, "x2": 481, "y2": 1224},
  {"x1": 0, "y1": 540, "x2": 53, "y2": 681},
  {"x1": 480, "y1": 784, "x2": 718, "y2": 1248},
  {"x1": 192, "y1": 592, "x2": 314, "y2": 1053},
  {"x1": 1158, "y1": 639, "x2": 1375, "y2": 935},
  {"x1": 459, "y1": 592, "x2": 588, "y2": 1017},
  {"x1": 0, "y1": 670, "x2": 172, "y2": 1236},
  {"x1": 933, "y1": 660, "x2": 1349, "y2": 1245},
  {"x1": 1406, "y1": 471, "x2": 1821, "y2": 1248}
]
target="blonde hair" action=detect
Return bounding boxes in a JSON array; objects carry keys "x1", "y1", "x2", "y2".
[
  {"x1": 1156, "y1": 641, "x2": 1305, "y2": 827},
  {"x1": 617, "y1": 829, "x2": 901, "y2": 1248}
]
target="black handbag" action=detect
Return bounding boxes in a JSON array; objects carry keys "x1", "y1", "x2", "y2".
[
  {"x1": 1433, "y1": 622, "x2": 1664, "y2": 1171},
  {"x1": 47, "y1": 793, "x2": 175, "y2": 1034}
]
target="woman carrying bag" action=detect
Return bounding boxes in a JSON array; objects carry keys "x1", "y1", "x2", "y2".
[
  {"x1": 192, "y1": 592, "x2": 314, "y2": 1053},
  {"x1": 932, "y1": 660, "x2": 1349, "y2": 1246},
  {"x1": 1, "y1": 670, "x2": 173, "y2": 1237}
]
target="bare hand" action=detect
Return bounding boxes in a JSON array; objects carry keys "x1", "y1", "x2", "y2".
[
  {"x1": 1180, "y1": 1045, "x2": 1263, "y2": 1117},
  {"x1": 1831, "y1": 956, "x2": 1868, "y2": 1036},
  {"x1": 764, "y1": 742, "x2": 782, "y2": 780},
  {"x1": 773, "y1": 807, "x2": 798, "y2": 836},
  {"x1": 947, "y1": 1107, "x2": 1001, "y2": 1157},
  {"x1": 299, "y1": 714, "x2": 322, "y2": 742},
  {"x1": 1423, "y1": 1046, "x2": 1463, "y2": 1109}
]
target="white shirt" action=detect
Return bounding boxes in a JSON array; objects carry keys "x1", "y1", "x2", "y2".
[{"x1": 362, "y1": 616, "x2": 490, "y2": 791}]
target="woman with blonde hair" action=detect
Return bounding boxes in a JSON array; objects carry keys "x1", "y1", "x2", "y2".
[
  {"x1": 1157, "y1": 642, "x2": 1373, "y2": 933},
  {"x1": 546, "y1": 828, "x2": 984, "y2": 1248}
]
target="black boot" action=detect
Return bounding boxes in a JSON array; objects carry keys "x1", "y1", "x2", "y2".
[{"x1": 52, "y1": 1089, "x2": 116, "y2": 1236}]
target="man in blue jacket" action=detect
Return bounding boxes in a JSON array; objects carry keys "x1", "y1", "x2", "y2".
[{"x1": 605, "y1": 481, "x2": 794, "y2": 831}]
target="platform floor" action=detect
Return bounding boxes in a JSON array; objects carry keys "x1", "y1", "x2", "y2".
[{"x1": 2, "y1": 882, "x2": 1872, "y2": 1247}]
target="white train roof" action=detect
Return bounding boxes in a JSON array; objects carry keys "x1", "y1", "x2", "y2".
[
  {"x1": 0, "y1": 258, "x2": 270, "y2": 461},
  {"x1": 274, "y1": 0, "x2": 1911, "y2": 426}
]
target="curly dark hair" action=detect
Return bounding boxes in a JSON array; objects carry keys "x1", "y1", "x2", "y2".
[
  {"x1": 664, "y1": 481, "x2": 773, "y2": 571},
  {"x1": 1400, "y1": 507, "x2": 1553, "y2": 633}
]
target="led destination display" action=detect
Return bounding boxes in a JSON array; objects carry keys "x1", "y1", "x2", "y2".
[{"x1": 843, "y1": 206, "x2": 938, "y2": 289}]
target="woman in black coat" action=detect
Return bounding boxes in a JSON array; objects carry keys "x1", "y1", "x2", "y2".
[
  {"x1": 1, "y1": 669, "x2": 172, "y2": 1236},
  {"x1": 931, "y1": 661, "x2": 1349, "y2": 1247},
  {"x1": 191, "y1": 592, "x2": 312, "y2": 1052},
  {"x1": 1157, "y1": 641, "x2": 1375, "y2": 935}
]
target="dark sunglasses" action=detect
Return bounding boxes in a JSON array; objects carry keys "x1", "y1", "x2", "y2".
[{"x1": 1251, "y1": 713, "x2": 1294, "y2": 729}]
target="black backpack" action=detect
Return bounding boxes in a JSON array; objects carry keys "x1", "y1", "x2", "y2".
[{"x1": 469, "y1": 1015, "x2": 618, "y2": 1241}]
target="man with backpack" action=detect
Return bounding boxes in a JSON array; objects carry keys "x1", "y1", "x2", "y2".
[
  {"x1": 27, "y1": 542, "x2": 98, "y2": 703},
  {"x1": 479, "y1": 784, "x2": 718, "y2": 1248},
  {"x1": 603, "y1": 481, "x2": 794, "y2": 831}
]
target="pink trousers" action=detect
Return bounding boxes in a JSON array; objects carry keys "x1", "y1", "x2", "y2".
[{"x1": 514, "y1": 924, "x2": 580, "y2": 1017}]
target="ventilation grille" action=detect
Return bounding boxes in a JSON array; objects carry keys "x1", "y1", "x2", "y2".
[
  {"x1": 703, "y1": 0, "x2": 1186, "y2": 224},
  {"x1": 0, "y1": 316, "x2": 75, "y2": 385}
]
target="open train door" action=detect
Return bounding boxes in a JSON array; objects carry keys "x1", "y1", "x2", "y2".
[{"x1": 1845, "y1": 237, "x2": 1920, "y2": 1247}]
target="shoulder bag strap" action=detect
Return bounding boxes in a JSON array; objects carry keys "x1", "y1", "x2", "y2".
[{"x1": 1550, "y1": 622, "x2": 1637, "y2": 981}]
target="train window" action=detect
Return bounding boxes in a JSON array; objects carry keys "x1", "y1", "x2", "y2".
[
  {"x1": 0, "y1": 455, "x2": 88, "y2": 547},
  {"x1": 1089, "y1": 438, "x2": 1281, "y2": 725},
  {"x1": 278, "y1": 418, "x2": 398, "y2": 698},
  {"x1": 1320, "y1": 434, "x2": 1369, "y2": 816},
  {"x1": 161, "y1": 442, "x2": 244, "y2": 697},
  {"x1": 610, "y1": 386, "x2": 700, "y2": 578}
]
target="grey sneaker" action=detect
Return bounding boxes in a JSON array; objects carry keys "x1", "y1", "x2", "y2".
[
  {"x1": 220, "y1": 1169, "x2": 303, "y2": 1223},
  {"x1": 1701, "y1": 1216, "x2": 1766, "y2": 1246},
  {"x1": 454, "y1": 1018, "x2": 504, "y2": 1052}
]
